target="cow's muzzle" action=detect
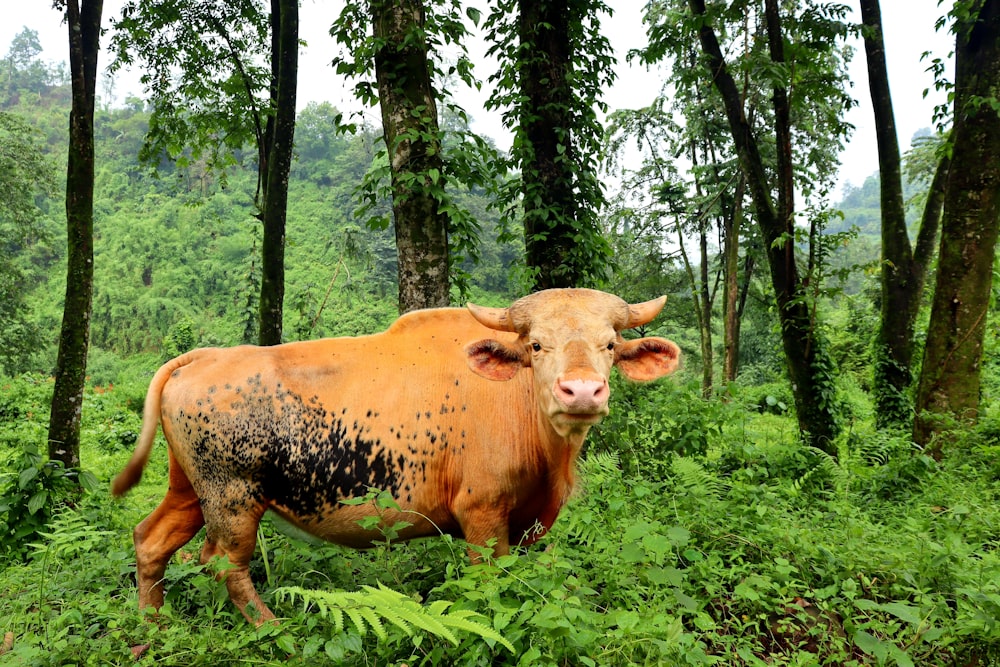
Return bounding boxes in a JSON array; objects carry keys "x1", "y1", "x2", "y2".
[{"x1": 553, "y1": 377, "x2": 609, "y2": 414}]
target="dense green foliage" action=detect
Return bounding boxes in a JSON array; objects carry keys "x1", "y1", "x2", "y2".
[
  {"x1": 3, "y1": 372, "x2": 1000, "y2": 664},
  {"x1": 1, "y1": 61, "x2": 517, "y2": 372}
]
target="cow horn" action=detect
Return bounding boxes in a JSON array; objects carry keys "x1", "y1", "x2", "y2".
[
  {"x1": 467, "y1": 303, "x2": 517, "y2": 332},
  {"x1": 626, "y1": 296, "x2": 667, "y2": 329}
]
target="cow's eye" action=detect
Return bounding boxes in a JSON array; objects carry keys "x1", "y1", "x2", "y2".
[
  {"x1": 606, "y1": 341, "x2": 616, "y2": 351},
  {"x1": 531, "y1": 342, "x2": 542, "y2": 352}
]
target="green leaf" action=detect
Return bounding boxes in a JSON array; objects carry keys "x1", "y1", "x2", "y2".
[
  {"x1": 666, "y1": 525, "x2": 691, "y2": 547},
  {"x1": 644, "y1": 566, "x2": 685, "y2": 587},
  {"x1": 275, "y1": 634, "x2": 296, "y2": 655},
  {"x1": 879, "y1": 601, "x2": 924, "y2": 627},
  {"x1": 620, "y1": 541, "x2": 645, "y2": 563},
  {"x1": 27, "y1": 489, "x2": 48, "y2": 515},
  {"x1": 18, "y1": 466, "x2": 39, "y2": 490},
  {"x1": 854, "y1": 630, "x2": 888, "y2": 662}
]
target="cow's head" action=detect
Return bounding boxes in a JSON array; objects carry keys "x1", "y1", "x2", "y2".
[{"x1": 465, "y1": 288, "x2": 680, "y2": 436}]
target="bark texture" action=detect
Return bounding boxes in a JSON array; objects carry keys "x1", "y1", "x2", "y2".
[
  {"x1": 914, "y1": 0, "x2": 1000, "y2": 453},
  {"x1": 372, "y1": 0, "x2": 451, "y2": 312},
  {"x1": 722, "y1": 176, "x2": 747, "y2": 382},
  {"x1": 518, "y1": 0, "x2": 578, "y2": 289},
  {"x1": 258, "y1": 0, "x2": 298, "y2": 345},
  {"x1": 48, "y1": 0, "x2": 103, "y2": 469}
]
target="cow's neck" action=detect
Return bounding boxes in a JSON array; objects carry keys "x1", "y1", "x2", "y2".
[{"x1": 537, "y1": 412, "x2": 589, "y2": 505}]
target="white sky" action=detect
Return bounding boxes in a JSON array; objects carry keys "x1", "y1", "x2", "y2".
[{"x1": 2, "y1": 0, "x2": 954, "y2": 197}]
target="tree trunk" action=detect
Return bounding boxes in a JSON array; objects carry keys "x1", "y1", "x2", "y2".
[
  {"x1": 914, "y1": 0, "x2": 1000, "y2": 454},
  {"x1": 723, "y1": 176, "x2": 746, "y2": 382},
  {"x1": 518, "y1": 0, "x2": 578, "y2": 289},
  {"x1": 258, "y1": 0, "x2": 298, "y2": 345},
  {"x1": 689, "y1": 0, "x2": 840, "y2": 452},
  {"x1": 699, "y1": 217, "x2": 713, "y2": 397},
  {"x1": 860, "y1": 0, "x2": 932, "y2": 430},
  {"x1": 48, "y1": 0, "x2": 102, "y2": 469},
  {"x1": 689, "y1": 140, "x2": 714, "y2": 398},
  {"x1": 371, "y1": 0, "x2": 450, "y2": 312}
]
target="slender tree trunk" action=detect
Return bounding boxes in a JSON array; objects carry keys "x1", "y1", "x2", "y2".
[
  {"x1": 914, "y1": 0, "x2": 1000, "y2": 454},
  {"x1": 48, "y1": 0, "x2": 103, "y2": 469},
  {"x1": 371, "y1": 0, "x2": 450, "y2": 312},
  {"x1": 723, "y1": 176, "x2": 746, "y2": 382},
  {"x1": 699, "y1": 218, "x2": 713, "y2": 397},
  {"x1": 258, "y1": 0, "x2": 298, "y2": 345},
  {"x1": 689, "y1": 0, "x2": 840, "y2": 452},
  {"x1": 689, "y1": 140, "x2": 714, "y2": 398}
]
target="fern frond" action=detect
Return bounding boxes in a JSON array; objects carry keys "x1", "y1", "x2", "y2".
[
  {"x1": 329, "y1": 605, "x2": 345, "y2": 632},
  {"x1": 355, "y1": 605, "x2": 388, "y2": 640},
  {"x1": 437, "y1": 610, "x2": 512, "y2": 649},
  {"x1": 579, "y1": 451, "x2": 621, "y2": 481},
  {"x1": 671, "y1": 455, "x2": 728, "y2": 500},
  {"x1": 273, "y1": 584, "x2": 515, "y2": 653},
  {"x1": 335, "y1": 605, "x2": 376, "y2": 638}
]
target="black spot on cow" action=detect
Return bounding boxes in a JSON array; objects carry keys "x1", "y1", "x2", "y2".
[{"x1": 183, "y1": 375, "x2": 402, "y2": 518}]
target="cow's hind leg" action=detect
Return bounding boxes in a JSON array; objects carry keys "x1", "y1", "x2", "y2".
[
  {"x1": 199, "y1": 491, "x2": 273, "y2": 625},
  {"x1": 133, "y1": 454, "x2": 205, "y2": 613}
]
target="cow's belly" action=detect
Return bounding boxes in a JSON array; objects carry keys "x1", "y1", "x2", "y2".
[{"x1": 266, "y1": 499, "x2": 458, "y2": 549}]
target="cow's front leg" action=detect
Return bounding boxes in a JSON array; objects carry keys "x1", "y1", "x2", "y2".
[{"x1": 454, "y1": 500, "x2": 511, "y2": 561}]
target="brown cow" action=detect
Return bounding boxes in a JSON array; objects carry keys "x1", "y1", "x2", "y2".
[{"x1": 111, "y1": 288, "x2": 680, "y2": 624}]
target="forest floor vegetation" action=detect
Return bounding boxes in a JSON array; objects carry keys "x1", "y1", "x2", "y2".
[{"x1": 2, "y1": 370, "x2": 1000, "y2": 665}]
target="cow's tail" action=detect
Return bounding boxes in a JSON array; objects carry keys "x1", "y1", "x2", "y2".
[{"x1": 110, "y1": 351, "x2": 198, "y2": 497}]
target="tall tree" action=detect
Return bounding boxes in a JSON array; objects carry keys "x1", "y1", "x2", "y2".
[
  {"x1": 332, "y1": 0, "x2": 497, "y2": 312},
  {"x1": 860, "y1": 0, "x2": 947, "y2": 430},
  {"x1": 111, "y1": 0, "x2": 299, "y2": 344},
  {"x1": 485, "y1": 0, "x2": 614, "y2": 290},
  {"x1": 610, "y1": 38, "x2": 755, "y2": 390},
  {"x1": 722, "y1": 175, "x2": 749, "y2": 383},
  {"x1": 258, "y1": 0, "x2": 298, "y2": 344},
  {"x1": 48, "y1": 0, "x2": 103, "y2": 469},
  {"x1": 2, "y1": 29, "x2": 51, "y2": 102},
  {"x1": 913, "y1": 0, "x2": 1000, "y2": 454},
  {"x1": 370, "y1": 0, "x2": 450, "y2": 311},
  {"x1": 683, "y1": 0, "x2": 852, "y2": 451}
]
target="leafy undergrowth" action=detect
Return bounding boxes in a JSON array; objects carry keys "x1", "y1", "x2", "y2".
[{"x1": 2, "y1": 375, "x2": 1000, "y2": 665}]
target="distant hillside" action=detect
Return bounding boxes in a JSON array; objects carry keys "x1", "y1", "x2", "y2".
[{"x1": 3, "y1": 56, "x2": 519, "y2": 372}]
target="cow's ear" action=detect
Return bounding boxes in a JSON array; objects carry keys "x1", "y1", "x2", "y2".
[
  {"x1": 465, "y1": 339, "x2": 528, "y2": 381},
  {"x1": 615, "y1": 338, "x2": 680, "y2": 381}
]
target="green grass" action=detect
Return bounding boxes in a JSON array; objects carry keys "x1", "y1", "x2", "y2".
[{"x1": 2, "y1": 374, "x2": 1000, "y2": 665}]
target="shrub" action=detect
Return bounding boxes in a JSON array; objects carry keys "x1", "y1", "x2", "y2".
[{"x1": 589, "y1": 378, "x2": 729, "y2": 476}]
